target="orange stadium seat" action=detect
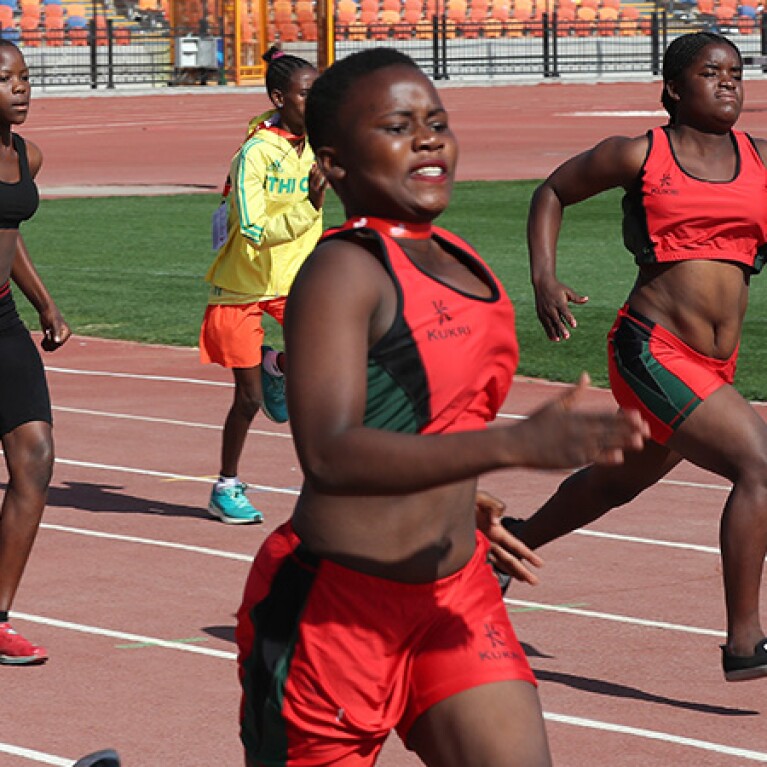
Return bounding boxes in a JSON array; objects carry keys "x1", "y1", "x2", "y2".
[
  {"x1": 68, "y1": 26, "x2": 89, "y2": 45},
  {"x1": 511, "y1": 0, "x2": 532, "y2": 19},
  {"x1": 596, "y1": 5, "x2": 618, "y2": 34},
  {"x1": 299, "y1": 18, "x2": 317, "y2": 38},
  {"x1": 346, "y1": 19, "x2": 368, "y2": 38},
  {"x1": 337, "y1": 1, "x2": 357, "y2": 23},
  {"x1": 360, "y1": 5, "x2": 378, "y2": 22},
  {"x1": 44, "y1": 16, "x2": 64, "y2": 44},
  {"x1": 415, "y1": 16, "x2": 433, "y2": 36},
  {"x1": 280, "y1": 21, "x2": 301, "y2": 40},
  {"x1": 446, "y1": 3, "x2": 467, "y2": 20},
  {"x1": 482, "y1": 16, "x2": 502, "y2": 35},
  {"x1": 382, "y1": 0, "x2": 401, "y2": 10},
  {"x1": 20, "y1": 16, "x2": 42, "y2": 46},
  {"x1": 575, "y1": 4, "x2": 595, "y2": 33},
  {"x1": 114, "y1": 25, "x2": 131, "y2": 44},
  {"x1": 369, "y1": 19, "x2": 391, "y2": 38},
  {"x1": 403, "y1": 5, "x2": 421, "y2": 22},
  {"x1": 274, "y1": 4, "x2": 293, "y2": 22},
  {"x1": 381, "y1": 8, "x2": 401, "y2": 23},
  {"x1": 295, "y1": 1, "x2": 314, "y2": 21},
  {"x1": 490, "y1": 1, "x2": 510, "y2": 19}
]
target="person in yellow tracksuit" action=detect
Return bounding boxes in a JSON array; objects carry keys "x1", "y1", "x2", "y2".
[{"x1": 200, "y1": 46, "x2": 326, "y2": 524}]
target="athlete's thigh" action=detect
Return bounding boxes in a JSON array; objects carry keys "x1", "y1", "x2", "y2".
[
  {"x1": 406, "y1": 680, "x2": 551, "y2": 767},
  {"x1": 668, "y1": 384, "x2": 767, "y2": 481}
]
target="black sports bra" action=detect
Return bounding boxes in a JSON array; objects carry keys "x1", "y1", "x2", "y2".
[{"x1": 0, "y1": 133, "x2": 39, "y2": 230}]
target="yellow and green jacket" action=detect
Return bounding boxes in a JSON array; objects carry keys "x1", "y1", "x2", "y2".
[{"x1": 205, "y1": 110, "x2": 323, "y2": 303}]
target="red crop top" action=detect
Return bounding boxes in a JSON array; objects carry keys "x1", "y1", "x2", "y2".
[
  {"x1": 320, "y1": 219, "x2": 518, "y2": 435},
  {"x1": 622, "y1": 127, "x2": 767, "y2": 274}
]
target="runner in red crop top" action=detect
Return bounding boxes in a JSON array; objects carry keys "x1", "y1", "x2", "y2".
[
  {"x1": 623, "y1": 126, "x2": 767, "y2": 270},
  {"x1": 234, "y1": 49, "x2": 648, "y2": 767},
  {"x1": 320, "y1": 218, "x2": 518, "y2": 435},
  {"x1": 516, "y1": 32, "x2": 767, "y2": 682}
]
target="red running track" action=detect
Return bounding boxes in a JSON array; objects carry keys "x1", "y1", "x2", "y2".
[{"x1": 1, "y1": 335, "x2": 765, "y2": 766}]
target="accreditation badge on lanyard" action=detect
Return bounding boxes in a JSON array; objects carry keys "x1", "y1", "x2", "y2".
[{"x1": 211, "y1": 177, "x2": 231, "y2": 251}]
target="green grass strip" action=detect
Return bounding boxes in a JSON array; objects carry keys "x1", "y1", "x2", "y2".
[{"x1": 20, "y1": 181, "x2": 767, "y2": 399}]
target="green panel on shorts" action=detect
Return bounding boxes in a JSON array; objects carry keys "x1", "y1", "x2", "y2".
[{"x1": 614, "y1": 327, "x2": 702, "y2": 431}]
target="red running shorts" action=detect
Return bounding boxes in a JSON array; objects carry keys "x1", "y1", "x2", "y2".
[
  {"x1": 236, "y1": 521, "x2": 536, "y2": 766},
  {"x1": 608, "y1": 304, "x2": 737, "y2": 445}
]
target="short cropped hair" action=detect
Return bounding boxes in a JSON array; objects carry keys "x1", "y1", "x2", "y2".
[
  {"x1": 661, "y1": 32, "x2": 741, "y2": 120},
  {"x1": 306, "y1": 48, "x2": 420, "y2": 151}
]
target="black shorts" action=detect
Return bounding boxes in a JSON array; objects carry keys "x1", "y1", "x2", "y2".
[{"x1": 0, "y1": 322, "x2": 51, "y2": 437}]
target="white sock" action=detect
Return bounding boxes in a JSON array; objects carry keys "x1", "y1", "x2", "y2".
[
  {"x1": 216, "y1": 475, "x2": 240, "y2": 491},
  {"x1": 262, "y1": 349, "x2": 283, "y2": 377}
]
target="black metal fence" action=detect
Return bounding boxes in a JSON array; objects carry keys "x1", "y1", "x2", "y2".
[
  {"x1": 334, "y1": 12, "x2": 767, "y2": 80},
  {"x1": 16, "y1": 11, "x2": 767, "y2": 91}
]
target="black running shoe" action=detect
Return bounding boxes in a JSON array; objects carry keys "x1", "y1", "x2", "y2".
[
  {"x1": 73, "y1": 750, "x2": 121, "y2": 767},
  {"x1": 722, "y1": 638, "x2": 767, "y2": 682}
]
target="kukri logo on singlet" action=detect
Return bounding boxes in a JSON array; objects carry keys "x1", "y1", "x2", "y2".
[{"x1": 427, "y1": 300, "x2": 472, "y2": 342}]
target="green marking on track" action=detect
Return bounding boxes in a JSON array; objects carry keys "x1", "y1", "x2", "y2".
[
  {"x1": 507, "y1": 602, "x2": 587, "y2": 614},
  {"x1": 117, "y1": 636, "x2": 209, "y2": 650}
]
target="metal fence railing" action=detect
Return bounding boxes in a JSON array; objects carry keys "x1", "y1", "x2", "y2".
[
  {"x1": 16, "y1": 12, "x2": 767, "y2": 91},
  {"x1": 333, "y1": 11, "x2": 767, "y2": 81}
]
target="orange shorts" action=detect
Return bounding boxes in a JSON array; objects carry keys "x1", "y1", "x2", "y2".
[
  {"x1": 236, "y1": 522, "x2": 536, "y2": 767},
  {"x1": 199, "y1": 297, "x2": 286, "y2": 369}
]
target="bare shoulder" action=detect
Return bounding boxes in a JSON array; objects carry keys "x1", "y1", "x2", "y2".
[
  {"x1": 291, "y1": 233, "x2": 391, "y2": 304},
  {"x1": 590, "y1": 133, "x2": 649, "y2": 171}
]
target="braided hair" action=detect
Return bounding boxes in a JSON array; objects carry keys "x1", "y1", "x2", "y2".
[
  {"x1": 306, "y1": 48, "x2": 419, "y2": 151},
  {"x1": 661, "y1": 32, "x2": 741, "y2": 121},
  {"x1": 262, "y1": 45, "x2": 314, "y2": 99}
]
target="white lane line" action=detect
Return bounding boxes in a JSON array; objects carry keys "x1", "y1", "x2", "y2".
[
  {"x1": 544, "y1": 713, "x2": 767, "y2": 762},
  {"x1": 52, "y1": 405, "x2": 292, "y2": 439},
  {"x1": 576, "y1": 528, "x2": 718, "y2": 554},
  {"x1": 559, "y1": 110, "x2": 668, "y2": 117},
  {"x1": 14, "y1": 612, "x2": 237, "y2": 660},
  {"x1": 46, "y1": 366, "x2": 230, "y2": 387},
  {"x1": 52, "y1": 458, "x2": 301, "y2": 495},
  {"x1": 0, "y1": 744, "x2": 70, "y2": 766},
  {"x1": 45, "y1": 364, "x2": 767, "y2": 410},
  {"x1": 34, "y1": 523, "x2": 730, "y2": 643},
  {"x1": 41, "y1": 523, "x2": 254, "y2": 562},
  {"x1": 506, "y1": 598, "x2": 725, "y2": 638}
]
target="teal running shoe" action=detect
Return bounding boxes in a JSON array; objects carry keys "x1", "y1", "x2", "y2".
[
  {"x1": 208, "y1": 483, "x2": 263, "y2": 524},
  {"x1": 260, "y1": 345, "x2": 288, "y2": 423}
]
